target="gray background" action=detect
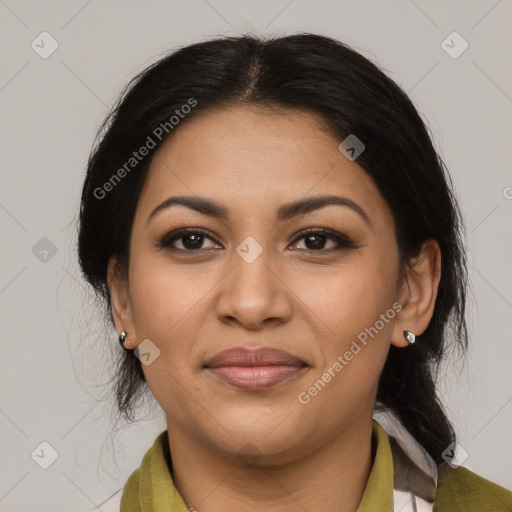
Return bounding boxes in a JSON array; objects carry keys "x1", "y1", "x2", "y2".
[{"x1": 1, "y1": 0, "x2": 511, "y2": 510}]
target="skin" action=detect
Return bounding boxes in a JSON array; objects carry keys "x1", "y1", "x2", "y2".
[{"x1": 108, "y1": 105, "x2": 441, "y2": 512}]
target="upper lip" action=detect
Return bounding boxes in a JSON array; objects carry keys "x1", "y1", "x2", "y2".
[{"x1": 204, "y1": 347, "x2": 307, "y2": 368}]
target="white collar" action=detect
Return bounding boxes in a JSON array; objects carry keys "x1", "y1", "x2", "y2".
[{"x1": 373, "y1": 408, "x2": 438, "y2": 512}]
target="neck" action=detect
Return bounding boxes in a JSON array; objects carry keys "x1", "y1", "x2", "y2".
[{"x1": 166, "y1": 416, "x2": 375, "y2": 512}]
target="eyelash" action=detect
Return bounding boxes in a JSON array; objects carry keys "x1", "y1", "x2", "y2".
[{"x1": 158, "y1": 227, "x2": 357, "y2": 253}]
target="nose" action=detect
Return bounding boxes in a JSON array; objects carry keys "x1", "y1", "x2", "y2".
[{"x1": 214, "y1": 244, "x2": 293, "y2": 330}]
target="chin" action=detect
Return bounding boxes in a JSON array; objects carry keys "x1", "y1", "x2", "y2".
[{"x1": 197, "y1": 414, "x2": 311, "y2": 461}]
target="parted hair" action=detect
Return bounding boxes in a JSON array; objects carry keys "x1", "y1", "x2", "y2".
[{"x1": 78, "y1": 33, "x2": 468, "y2": 465}]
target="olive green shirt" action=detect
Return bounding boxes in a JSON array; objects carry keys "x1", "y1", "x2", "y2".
[{"x1": 120, "y1": 420, "x2": 512, "y2": 511}]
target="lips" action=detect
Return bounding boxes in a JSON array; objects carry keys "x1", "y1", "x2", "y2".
[
  {"x1": 203, "y1": 347, "x2": 307, "y2": 390},
  {"x1": 204, "y1": 347, "x2": 306, "y2": 368}
]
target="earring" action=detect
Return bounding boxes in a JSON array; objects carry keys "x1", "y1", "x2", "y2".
[
  {"x1": 119, "y1": 331, "x2": 133, "y2": 351},
  {"x1": 403, "y1": 330, "x2": 416, "y2": 344}
]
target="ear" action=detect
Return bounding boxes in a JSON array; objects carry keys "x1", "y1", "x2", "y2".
[
  {"x1": 391, "y1": 239, "x2": 441, "y2": 348},
  {"x1": 107, "y1": 255, "x2": 138, "y2": 347}
]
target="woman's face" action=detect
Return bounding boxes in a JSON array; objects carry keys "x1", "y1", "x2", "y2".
[{"x1": 113, "y1": 105, "x2": 408, "y2": 464}]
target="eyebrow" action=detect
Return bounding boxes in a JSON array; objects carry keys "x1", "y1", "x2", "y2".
[{"x1": 147, "y1": 194, "x2": 371, "y2": 227}]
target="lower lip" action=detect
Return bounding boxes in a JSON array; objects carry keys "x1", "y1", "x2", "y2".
[{"x1": 207, "y1": 365, "x2": 306, "y2": 390}]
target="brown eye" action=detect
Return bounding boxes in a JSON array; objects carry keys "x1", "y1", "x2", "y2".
[
  {"x1": 160, "y1": 229, "x2": 221, "y2": 251},
  {"x1": 159, "y1": 227, "x2": 356, "y2": 254},
  {"x1": 290, "y1": 228, "x2": 356, "y2": 252}
]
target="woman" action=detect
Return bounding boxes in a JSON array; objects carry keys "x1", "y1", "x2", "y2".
[{"x1": 78, "y1": 33, "x2": 512, "y2": 511}]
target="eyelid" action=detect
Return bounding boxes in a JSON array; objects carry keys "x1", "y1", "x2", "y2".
[
  {"x1": 158, "y1": 227, "x2": 221, "y2": 249},
  {"x1": 290, "y1": 227, "x2": 357, "y2": 249},
  {"x1": 157, "y1": 226, "x2": 358, "y2": 252}
]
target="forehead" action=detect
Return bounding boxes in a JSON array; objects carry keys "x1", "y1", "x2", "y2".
[{"x1": 137, "y1": 105, "x2": 392, "y2": 225}]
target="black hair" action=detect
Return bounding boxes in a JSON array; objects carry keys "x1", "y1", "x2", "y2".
[{"x1": 78, "y1": 32, "x2": 468, "y2": 465}]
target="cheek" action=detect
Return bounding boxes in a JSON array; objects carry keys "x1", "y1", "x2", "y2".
[
  {"x1": 296, "y1": 250, "x2": 399, "y2": 346},
  {"x1": 293, "y1": 340, "x2": 388, "y2": 449},
  {"x1": 292, "y1": 260, "x2": 396, "y2": 436},
  {"x1": 127, "y1": 255, "x2": 220, "y2": 399},
  {"x1": 128, "y1": 255, "x2": 214, "y2": 340},
  {"x1": 292, "y1": 247, "x2": 398, "y2": 411}
]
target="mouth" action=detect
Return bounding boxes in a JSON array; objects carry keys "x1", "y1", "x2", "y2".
[{"x1": 203, "y1": 347, "x2": 308, "y2": 390}]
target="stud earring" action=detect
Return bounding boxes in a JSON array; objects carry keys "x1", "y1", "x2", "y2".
[
  {"x1": 119, "y1": 331, "x2": 133, "y2": 351},
  {"x1": 403, "y1": 330, "x2": 416, "y2": 344}
]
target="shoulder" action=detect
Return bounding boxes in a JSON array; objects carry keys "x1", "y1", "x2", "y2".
[
  {"x1": 434, "y1": 464, "x2": 512, "y2": 511},
  {"x1": 119, "y1": 466, "x2": 142, "y2": 511}
]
